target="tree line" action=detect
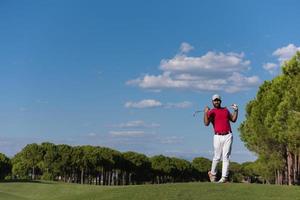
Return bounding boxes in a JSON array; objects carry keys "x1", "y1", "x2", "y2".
[
  {"x1": 0, "y1": 142, "x2": 262, "y2": 185},
  {"x1": 239, "y1": 52, "x2": 300, "y2": 185},
  {"x1": 1, "y1": 53, "x2": 299, "y2": 186}
]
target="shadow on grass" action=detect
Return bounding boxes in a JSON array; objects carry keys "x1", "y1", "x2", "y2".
[{"x1": 0, "y1": 179, "x2": 55, "y2": 184}]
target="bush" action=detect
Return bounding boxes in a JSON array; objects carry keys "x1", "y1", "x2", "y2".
[{"x1": 41, "y1": 172, "x2": 54, "y2": 180}]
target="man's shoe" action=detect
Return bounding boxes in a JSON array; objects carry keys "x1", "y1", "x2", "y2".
[
  {"x1": 217, "y1": 177, "x2": 228, "y2": 183},
  {"x1": 208, "y1": 171, "x2": 216, "y2": 182}
]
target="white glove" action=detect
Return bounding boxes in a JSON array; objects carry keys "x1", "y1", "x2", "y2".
[{"x1": 231, "y1": 104, "x2": 238, "y2": 111}]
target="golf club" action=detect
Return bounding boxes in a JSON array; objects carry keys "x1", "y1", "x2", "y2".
[
  {"x1": 193, "y1": 110, "x2": 204, "y2": 117},
  {"x1": 193, "y1": 104, "x2": 238, "y2": 117}
]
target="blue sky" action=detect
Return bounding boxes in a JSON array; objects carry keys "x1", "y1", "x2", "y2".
[{"x1": 1, "y1": 0, "x2": 300, "y2": 162}]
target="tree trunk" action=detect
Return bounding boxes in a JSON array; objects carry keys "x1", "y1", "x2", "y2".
[
  {"x1": 106, "y1": 170, "x2": 109, "y2": 185},
  {"x1": 98, "y1": 173, "x2": 101, "y2": 185},
  {"x1": 101, "y1": 168, "x2": 104, "y2": 185},
  {"x1": 108, "y1": 170, "x2": 111, "y2": 185},
  {"x1": 277, "y1": 170, "x2": 283, "y2": 185},
  {"x1": 32, "y1": 166, "x2": 35, "y2": 180},
  {"x1": 294, "y1": 153, "x2": 298, "y2": 185},
  {"x1": 296, "y1": 152, "x2": 300, "y2": 185},
  {"x1": 129, "y1": 173, "x2": 132, "y2": 185},
  {"x1": 81, "y1": 168, "x2": 84, "y2": 184},
  {"x1": 63, "y1": 172, "x2": 66, "y2": 182},
  {"x1": 298, "y1": 152, "x2": 300, "y2": 185},
  {"x1": 283, "y1": 153, "x2": 288, "y2": 185},
  {"x1": 103, "y1": 170, "x2": 106, "y2": 185},
  {"x1": 111, "y1": 170, "x2": 114, "y2": 185},
  {"x1": 122, "y1": 171, "x2": 126, "y2": 185},
  {"x1": 122, "y1": 172, "x2": 126, "y2": 185},
  {"x1": 287, "y1": 150, "x2": 294, "y2": 185},
  {"x1": 115, "y1": 170, "x2": 119, "y2": 185}
]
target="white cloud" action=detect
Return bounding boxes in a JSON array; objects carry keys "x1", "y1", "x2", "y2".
[
  {"x1": 164, "y1": 101, "x2": 192, "y2": 109},
  {"x1": 127, "y1": 72, "x2": 189, "y2": 89},
  {"x1": 263, "y1": 44, "x2": 300, "y2": 74},
  {"x1": 127, "y1": 43, "x2": 260, "y2": 93},
  {"x1": 159, "y1": 136, "x2": 184, "y2": 144},
  {"x1": 263, "y1": 62, "x2": 278, "y2": 74},
  {"x1": 263, "y1": 62, "x2": 277, "y2": 70},
  {"x1": 119, "y1": 120, "x2": 146, "y2": 128},
  {"x1": 179, "y1": 42, "x2": 194, "y2": 54},
  {"x1": 125, "y1": 99, "x2": 192, "y2": 109},
  {"x1": 273, "y1": 44, "x2": 300, "y2": 64},
  {"x1": 124, "y1": 99, "x2": 162, "y2": 108},
  {"x1": 128, "y1": 71, "x2": 259, "y2": 93},
  {"x1": 117, "y1": 120, "x2": 160, "y2": 128},
  {"x1": 160, "y1": 51, "x2": 250, "y2": 73},
  {"x1": 109, "y1": 130, "x2": 145, "y2": 137},
  {"x1": 225, "y1": 72, "x2": 260, "y2": 93}
]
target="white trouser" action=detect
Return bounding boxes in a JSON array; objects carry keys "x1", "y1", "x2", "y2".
[{"x1": 210, "y1": 133, "x2": 233, "y2": 178}]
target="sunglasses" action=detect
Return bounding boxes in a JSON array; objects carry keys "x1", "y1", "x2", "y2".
[{"x1": 213, "y1": 99, "x2": 221, "y2": 102}]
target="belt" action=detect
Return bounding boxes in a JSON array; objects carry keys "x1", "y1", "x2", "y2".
[{"x1": 215, "y1": 132, "x2": 229, "y2": 135}]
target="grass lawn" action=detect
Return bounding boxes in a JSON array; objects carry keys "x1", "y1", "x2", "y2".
[{"x1": 0, "y1": 181, "x2": 299, "y2": 200}]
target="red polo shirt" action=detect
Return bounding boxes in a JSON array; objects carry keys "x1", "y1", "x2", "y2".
[{"x1": 207, "y1": 107, "x2": 232, "y2": 134}]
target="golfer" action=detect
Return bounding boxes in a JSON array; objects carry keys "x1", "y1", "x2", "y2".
[{"x1": 203, "y1": 94, "x2": 238, "y2": 183}]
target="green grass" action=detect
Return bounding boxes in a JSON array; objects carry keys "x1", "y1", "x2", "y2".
[{"x1": 0, "y1": 181, "x2": 299, "y2": 200}]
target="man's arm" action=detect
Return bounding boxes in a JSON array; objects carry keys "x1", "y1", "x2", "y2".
[
  {"x1": 229, "y1": 104, "x2": 238, "y2": 122},
  {"x1": 204, "y1": 106, "x2": 210, "y2": 126}
]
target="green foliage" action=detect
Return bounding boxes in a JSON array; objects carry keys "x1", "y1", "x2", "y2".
[
  {"x1": 0, "y1": 153, "x2": 11, "y2": 180},
  {"x1": 228, "y1": 162, "x2": 243, "y2": 182},
  {"x1": 240, "y1": 161, "x2": 262, "y2": 183},
  {"x1": 122, "y1": 151, "x2": 151, "y2": 183},
  {"x1": 12, "y1": 154, "x2": 30, "y2": 179},
  {"x1": 41, "y1": 172, "x2": 54, "y2": 180},
  {"x1": 239, "y1": 51, "x2": 300, "y2": 184},
  {"x1": 192, "y1": 157, "x2": 211, "y2": 172},
  {"x1": 192, "y1": 157, "x2": 211, "y2": 181},
  {"x1": 10, "y1": 142, "x2": 270, "y2": 185},
  {"x1": 170, "y1": 157, "x2": 192, "y2": 182},
  {"x1": 150, "y1": 155, "x2": 174, "y2": 175}
]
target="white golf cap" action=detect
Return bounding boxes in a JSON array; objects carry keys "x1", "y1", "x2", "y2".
[{"x1": 212, "y1": 94, "x2": 221, "y2": 100}]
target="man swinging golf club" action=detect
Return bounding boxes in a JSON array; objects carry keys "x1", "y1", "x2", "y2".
[{"x1": 204, "y1": 94, "x2": 238, "y2": 183}]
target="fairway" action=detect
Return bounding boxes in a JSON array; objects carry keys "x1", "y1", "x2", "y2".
[{"x1": 0, "y1": 181, "x2": 299, "y2": 200}]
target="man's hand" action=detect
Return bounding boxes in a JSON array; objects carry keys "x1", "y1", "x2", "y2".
[
  {"x1": 231, "y1": 104, "x2": 238, "y2": 111},
  {"x1": 230, "y1": 104, "x2": 238, "y2": 122},
  {"x1": 204, "y1": 106, "x2": 210, "y2": 113},
  {"x1": 203, "y1": 106, "x2": 210, "y2": 126}
]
